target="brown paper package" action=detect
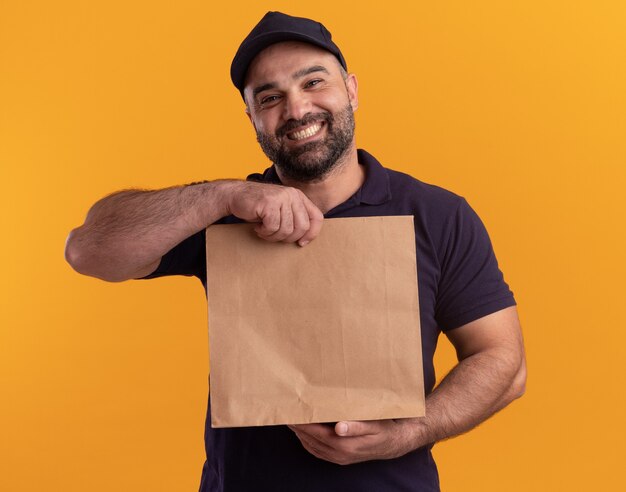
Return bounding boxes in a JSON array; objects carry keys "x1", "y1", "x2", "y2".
[{"x1": 206, "y1": 216, "x2": 425, "y2": 427}]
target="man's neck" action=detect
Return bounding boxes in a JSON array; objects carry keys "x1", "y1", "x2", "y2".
[{"x1": 275, "y1": 146, "x2": 365, "y2": 214}]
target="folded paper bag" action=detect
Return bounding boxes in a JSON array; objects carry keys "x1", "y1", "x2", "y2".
[{"x1": 205, "y1": 215, "x2": 424, "y2": 428}]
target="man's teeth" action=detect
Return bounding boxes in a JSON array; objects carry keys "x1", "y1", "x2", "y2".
[{"x1": 289, "y1": 123, "x2": 322, "y2": 141}]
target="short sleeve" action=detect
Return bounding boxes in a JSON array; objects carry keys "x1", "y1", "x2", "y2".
[
  {"x1": 435, "y1": 198, "x2": 515, "y2": 331},
  {"x1": 140, "y1": 229, "x2": 206, "y2": 283}
]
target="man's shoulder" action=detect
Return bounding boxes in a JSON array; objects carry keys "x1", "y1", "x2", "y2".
[
  {"x1": 382, "y1": 165, "x2": 466, "y2": 219},
  {"x1": 358, "y1": 149, "x2": 465, "y2": 213},
  {"x1": 387, "y1": 166, "x2": 460, "y2": 199}
]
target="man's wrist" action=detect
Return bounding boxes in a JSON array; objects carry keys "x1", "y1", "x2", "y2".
[
  {"x1": 401, "y1": 417, "x2": 435, "y2": 452},
  {"x1": 179, "y1": 180, "x2": 233, "y2": 230}
]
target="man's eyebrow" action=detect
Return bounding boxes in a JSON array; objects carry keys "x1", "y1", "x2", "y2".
[
  {"x1": 292, "y1": 65, "x2": 330, "y2": 80},
  {"x1": 252, "y1": 82, "x2": 277, "y2": 99}
]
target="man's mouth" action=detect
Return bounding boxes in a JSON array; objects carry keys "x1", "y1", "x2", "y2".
[{"x1": 286, "y1": 122, "x2": 324, "y2": 141}]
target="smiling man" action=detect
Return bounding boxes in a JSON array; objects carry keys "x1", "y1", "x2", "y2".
[
  {"x1": 65, "y1": 11, "x2": 526, "y2": 492},
  {"x1": 248, "y1": 45, "x2": 357, "y2": 184}
]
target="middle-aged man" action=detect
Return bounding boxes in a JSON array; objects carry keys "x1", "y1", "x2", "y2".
[{"x1": 66, "y1": 11, "x2": 526, "y2": 492}]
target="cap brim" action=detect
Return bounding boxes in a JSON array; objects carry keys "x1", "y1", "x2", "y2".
[{"x1": 231, "y1": 31, "x2": 345, "y2": 95}]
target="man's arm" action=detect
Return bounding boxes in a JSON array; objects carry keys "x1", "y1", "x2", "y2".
[
  {"x1": 289, "y1": 306, "x2": 526, "y2": 464},
  {"x1": 65, "y1": 180, "x2": 323, "y2": 282}
]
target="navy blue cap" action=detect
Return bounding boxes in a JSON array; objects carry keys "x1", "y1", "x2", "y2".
[{"x1": 231, "y1": 11, "x2": 347, "y2": 98}]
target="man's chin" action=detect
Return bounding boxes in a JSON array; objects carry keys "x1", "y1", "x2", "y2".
[
  {"x1": 283, "y1": 139, "x2": 326, "y2": 155},
  {"x1": 286, "y1": 153, "x2": 332, "y2": 170},
  {"x1": 274, "y1": 153, "x2": 341, "y2": 182}
]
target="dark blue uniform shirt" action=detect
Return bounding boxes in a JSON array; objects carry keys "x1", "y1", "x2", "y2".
[{"x1": 145, "y1": 149, "x2": 516, "y2": 491}]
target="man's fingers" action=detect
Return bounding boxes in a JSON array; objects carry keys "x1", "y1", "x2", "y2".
[
  {"x1": 291, "y1": 421, "x2": 380, "y2": 440},
  {"x1": 289, "y1": 423, "x2": 371, "y2": 465},
  {"x1": 286, "y1": 190, "x2": 322, "y2": 245},
  {"x1": 285, "y1": 196, "x2": 311, "y2": 242},
  {"x1": 290, "y1": 423, "x2": 335, "y2": 439},
  {"x1": 293, "y1": 431, "x2": 334, "y2": 462},
  {"x1": 334, "y1": 420, "x2": 382, "y2": 437},
  {"x1": 279, "y1": 194, "x2": 311, "y2": 243},
  {"x1": 253, "y1": 203, "x2": 281, "y2": 236},
  {"x1": 257, "y1": 203, "x2": 294, "y2": 241},
  {"x1": 253, "y1": 189, "x2": 322, "y2": 245},
  {"x1": 297, "y1": 199, "x2": 324, "y2": 246},
  {"x1": 278, "y1": 203, "x2": 295, "y2": 239},
  {"x1": 229, "y1": 182, "x2": 323, "y2": 245},
  {"x1": 291, "y1": 426, "x2": 332, "y2": 450},
  {"x1": 289, "y1": 425, "x2": 343, "y2": 462},
  {"x1": 289, "y1": 420, "x2": 405, "y2": 464}
]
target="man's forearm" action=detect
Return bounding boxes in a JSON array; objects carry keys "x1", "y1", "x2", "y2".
[
  {"x1": 410, "y1": 346, "x2": 526, "y2": 447},
  {"x1": 66, "y1": 178, "x2": 325, "y2": 282},
  {"x1": 65, "y1": 181, "x2": 230, "y2": 282}
]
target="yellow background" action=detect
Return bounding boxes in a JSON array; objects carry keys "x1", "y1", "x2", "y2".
[{"x1": 1, "y1": 1, "x2": 625, "y2": 490}]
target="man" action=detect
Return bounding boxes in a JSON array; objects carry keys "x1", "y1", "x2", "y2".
[{"x1": 65, "y1": 11, "x2": 526, "y2": 492}]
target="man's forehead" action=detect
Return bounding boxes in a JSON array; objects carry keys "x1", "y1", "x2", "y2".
[{"x1": 244, "y1": 41, "x2": 339, "y2": 87}]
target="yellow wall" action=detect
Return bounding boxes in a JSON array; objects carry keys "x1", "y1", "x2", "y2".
[{"x1": 1, "y1": 1, "x2": 624, "y2": 490}]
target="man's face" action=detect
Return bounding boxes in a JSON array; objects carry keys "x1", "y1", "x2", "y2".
[{"x1": 243, "y1": 41, "x2": 359, "y2": 182}]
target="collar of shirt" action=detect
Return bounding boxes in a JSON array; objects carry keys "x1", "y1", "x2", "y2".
[{"x1": 246, "y1": 149, "x2": 392, "y2": 217}]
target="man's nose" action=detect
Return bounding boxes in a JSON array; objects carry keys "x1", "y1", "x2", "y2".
[{"x1": 283, "y1": 92, "x2": 311, "y2": 122}]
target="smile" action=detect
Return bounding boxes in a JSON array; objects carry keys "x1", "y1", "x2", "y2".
[{"x1": 286, "y1": 123, "x2": 323, "y2": 141}]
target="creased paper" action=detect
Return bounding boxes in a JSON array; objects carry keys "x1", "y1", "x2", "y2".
[{"x1": 206, "y1": 216, "x2": 424, "y2": 427}]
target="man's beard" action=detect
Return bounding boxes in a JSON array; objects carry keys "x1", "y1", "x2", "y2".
[{"x1": 256, "y1": 103, "x2": 355, "y2": 182}]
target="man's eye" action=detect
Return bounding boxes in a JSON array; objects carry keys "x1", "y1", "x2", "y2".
[
  {"x1": 305, "y1": 79, "x2": 322, "y2": 88},
  {"x1": 260, "y1": 95, "x2": 280, "y2": 105}
]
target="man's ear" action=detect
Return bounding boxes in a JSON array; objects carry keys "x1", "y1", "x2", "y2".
[{"x1": 345, "y1": 73, "x2": 359, "y2": 111}]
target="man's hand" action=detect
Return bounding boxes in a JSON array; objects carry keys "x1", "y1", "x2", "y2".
[
  {"x1": 224, "y1": 181, "x2": 324, "y2": 246},
  {"x1": 288, "y1": 419, "x2": 421, "y2": 465}
]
